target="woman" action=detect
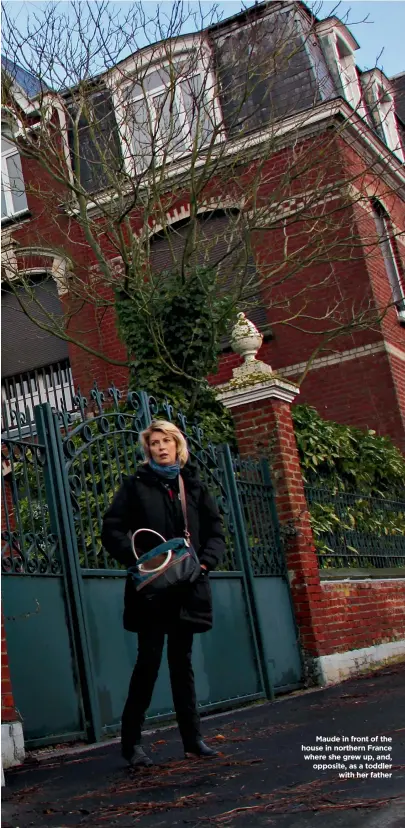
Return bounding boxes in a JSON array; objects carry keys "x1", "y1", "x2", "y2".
[{"x1": 101, "y1": 419, "x2": 225, "y2": 767}]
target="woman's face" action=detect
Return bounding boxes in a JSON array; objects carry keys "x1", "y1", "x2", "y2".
[{"x1": 148, "y1": 431, "x2": 178, "y2": 466}]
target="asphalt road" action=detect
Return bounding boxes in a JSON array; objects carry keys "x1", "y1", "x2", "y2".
[{"x1": 3, "y1": 662, "x2": 405, "y2": 828}]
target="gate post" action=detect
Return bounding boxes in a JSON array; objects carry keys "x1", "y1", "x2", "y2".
[
  {"x1": 217, "y1": 325, "x2": 326, "y2": 678},
  {"x1": 35, "y1": 403, "x2": 102, "y2": 741},
  {"x1": 220, "y1": 445, "x2": 275, "y2": 700}
]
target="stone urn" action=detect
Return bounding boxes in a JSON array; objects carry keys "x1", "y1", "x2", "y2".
[{"x1": 231, "y1": 312, "x2": 263, "y2": 363}]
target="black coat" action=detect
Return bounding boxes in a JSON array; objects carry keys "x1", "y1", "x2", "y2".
[{"x1": 101, "y1": 462, "x2": 225, "y2": 633}]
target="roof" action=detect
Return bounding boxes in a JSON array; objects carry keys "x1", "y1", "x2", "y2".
[
  {"x1": 1, "y1": 55, "x2": 48, "y2": 98},
  {"x1": 390, "y1": 72, "x2": 405, "y2": 123}
]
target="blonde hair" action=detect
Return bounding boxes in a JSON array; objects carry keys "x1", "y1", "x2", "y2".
[{"x1": 140, "y1": 419, "x2": 189, "y2": 467}]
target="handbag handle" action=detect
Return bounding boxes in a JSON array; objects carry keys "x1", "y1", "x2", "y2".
[
  {"x1": 179, "y1": 476, "x2": 191, "y2": 546},
  {"x1": 131, "y1": 528, "x2": 165, "y2": 560}
]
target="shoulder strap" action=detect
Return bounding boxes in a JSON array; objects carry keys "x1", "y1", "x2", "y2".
[{"x1": 179, "y1": 475, "x2": 191, "y2": 545}]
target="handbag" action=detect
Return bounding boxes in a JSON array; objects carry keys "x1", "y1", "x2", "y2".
[{"x1": 127, "y1": 476, "x2": 201, "y2": 593}]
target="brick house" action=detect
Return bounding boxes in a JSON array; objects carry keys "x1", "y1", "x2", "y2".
[
  {"x1": 2, "y1": 0, "x2": 405, "y2": 443},
  {"x1": 1, "y1": 2, "x2": 405, "y2": 763}
]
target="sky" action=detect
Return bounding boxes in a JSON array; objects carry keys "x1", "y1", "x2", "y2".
[{"x1": 2, "y1": 1, "x2": 405, "y2": 79}]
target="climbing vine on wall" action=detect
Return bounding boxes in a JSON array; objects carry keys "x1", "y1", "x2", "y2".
[
  {"x1": 115, "y1": 265, "x2": 237, "y2": 446},
  {"x1": 292, "y1": 405, "x2": 405, "y2": 561}
]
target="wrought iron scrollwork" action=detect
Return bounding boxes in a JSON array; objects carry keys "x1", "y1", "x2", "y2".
[{"x1": 1, "y1": 529, "x2": 62, "y2": 575}]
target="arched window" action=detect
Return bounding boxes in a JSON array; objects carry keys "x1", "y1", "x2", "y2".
[
  {"x1": 372, "y1": 200, "x2": 405, "y2": 323},
  {"x1": 149, "y1": 210, "x2": 269, "y2": 337},
  {"x1": 1, "y1": 273, "x2": 73, "y2": 431}
]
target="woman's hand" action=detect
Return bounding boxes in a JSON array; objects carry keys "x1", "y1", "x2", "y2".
[{"x1": 201, "y1": 564, "x2": 208, "y2": 572}]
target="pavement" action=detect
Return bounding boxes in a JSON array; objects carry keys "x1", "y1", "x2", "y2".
[{"x1": 2, "y1": 662, "x2": 405, "y2": 828}]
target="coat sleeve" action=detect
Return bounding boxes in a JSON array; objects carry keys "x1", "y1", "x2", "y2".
[
  {"x1": 198, "y1": 485, "x2": 226, "y2": 571},
  {"x1": 101, "y1": 480, "x2": 136, "y2": 569}
]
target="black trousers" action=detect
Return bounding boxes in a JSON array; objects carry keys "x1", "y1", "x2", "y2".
[{"x1": 121, "y1": 626, "x2": 201, "y2": 749}]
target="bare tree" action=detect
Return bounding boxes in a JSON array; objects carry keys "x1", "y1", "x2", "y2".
[{"x1": 2, "y1": 0, "x2": 404, "y2": 401}]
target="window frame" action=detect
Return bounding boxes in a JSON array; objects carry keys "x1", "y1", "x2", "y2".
[
  {"x1": 336, "y1": 51, "x2": 359, "y2": 109},
  {"x1": 316, "y1": 20, "x2": 366, "y2": 117},
  {"x1": 372, "y1": 200, "x2": 405, "y2": 322},
  {"x1": 112, "y1": 43, "x2": 223, "y2": 176},
  {"x1": 374, "y1": 82, "x2": 403, "y2": 158},
  {"x1": 1, "y1": 140, "x2": 29, "y2": 221},
  {"x1": 129, "y1": 70, "x2": 207, "y2": 161},
  {"x1": 362, "y1": 71, "x2": 405, "y2": 162}
]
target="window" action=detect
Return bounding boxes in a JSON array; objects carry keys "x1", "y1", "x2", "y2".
[
  {"x1": 149, "y1": 210, "x2": 269, "y2": 338},
  {"x1": 120, "y1": 58, "x2": 216, "y2": 171},
  {"x1": 316, "y1": 20, "x2": 366, "y2": 116},
  {"x1": 1, "y1": 361, "x2": 74, "y2": 434},
  {"x1": 334, "y1": 34, "x2": 362, "y2": 110},
  {"x1": 1, "y1": 273, "x2": 72, "y2": 431},
  {"x1": 1, "y1": 137, "x2": 28, "y2": 220},
  {"x1": 362, "y1": 72, "x2": 405, "y2": 161},
  {"x1": 372, "y1": 200, "x2": 405, "y2": 323},
  {"x1": 374, "y1": 83, "x2": 404, "y2": 159}
]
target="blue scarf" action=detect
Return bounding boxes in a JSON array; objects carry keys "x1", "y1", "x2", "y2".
[{"x1": 148, "y1": 459, "x2": 180, "y2": 480}]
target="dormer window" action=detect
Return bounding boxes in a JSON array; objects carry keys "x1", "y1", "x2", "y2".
[
  {"x1": 375, "y1": 83, "x2": 402, "y2": 156},
  {"x1": 114, "y1": 45, "x2": 219, "y2": 174},
  {"x1": 316, "y1": 19, "x2": 366, "y2": 116},
  {"x1": 362, "y1": 71, "x2": 404, "y2": 161},
  {"x1": 335, "y1": 35, "x2": 360, "y2": 109}
]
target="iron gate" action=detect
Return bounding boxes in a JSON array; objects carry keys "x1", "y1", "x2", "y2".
[{"x1": 2, "y1": 385, "x2": 302, "y2": 747}]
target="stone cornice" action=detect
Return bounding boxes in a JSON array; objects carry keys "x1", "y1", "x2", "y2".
[{"x1": 217, "y1": 375, "x2": 299, "y2": 408}]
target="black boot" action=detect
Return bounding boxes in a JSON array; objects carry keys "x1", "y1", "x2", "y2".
[
  {"x1": 122, "y1": 743, "x2": 153, "y2": 767},
  {"x1": 184, "y1": 739, "x2": 218, "y2": 758}
]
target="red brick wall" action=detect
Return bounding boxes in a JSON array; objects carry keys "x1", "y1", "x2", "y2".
[
  {"x1": 212, "y1": 347, "x2": 405, "y2": 451},
  {"x1": 294, "y1": 350, "x2": 405, "y2": 452},
  {"x1": 319, "y1": 580, "x2": 405, "y2": 655},
  {"x1": 9, "y1": 125, "x2": 405, "y2": 445},
  {"x1": 1, "y1": 612, "x2": 16, "y2": 723},
  {"x1": 230, "y1": 396, "x2": 405, "y2": 672}
]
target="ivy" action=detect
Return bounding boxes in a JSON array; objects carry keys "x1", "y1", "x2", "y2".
[
  {"x1": 292, "y1": 405, "x2": 405, "y2": 562},
  {"x1": 115, "y1": 265, "x2": 237, "y2": 445}
]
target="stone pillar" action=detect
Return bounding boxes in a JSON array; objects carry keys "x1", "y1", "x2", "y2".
[{"x1": 217, "y1": 315, "x2": 326, "y2": 679}]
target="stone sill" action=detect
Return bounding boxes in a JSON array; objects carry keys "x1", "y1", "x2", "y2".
[{"x1": 320, "y1": 567, "x2": 405, "y2": 581}]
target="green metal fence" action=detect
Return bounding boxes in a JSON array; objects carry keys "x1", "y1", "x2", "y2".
[
  {"x1": 2, "y1": 383, "x2": 302, "y2": 747},
  {"x1": 1, "y1": 407, "x2": 87, "y2": 744},
  {"x1": 305, "y1": 486, "x2": 405, "y2": 571}
]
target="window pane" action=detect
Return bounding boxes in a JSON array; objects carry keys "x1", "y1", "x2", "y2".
[
  {"x1": 180, "y1": 75, "x2": 213, "y2": 146},
  {"x1": 130, "y1": 97, "x2": 153, "y2": 170},
  {"x1": 152, "y1": 91, "x2": 186, "y2": 154},
  {"x1": 6, "y1": 153, "x2": 28, "y2": 214}
]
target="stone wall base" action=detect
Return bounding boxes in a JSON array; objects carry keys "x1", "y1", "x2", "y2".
[
  {"x1": 314, "y1": 639, "x2": 405, "y2": 685},
  {"x1": 1, "y1": 721, "x2": 25, "y2": 770}
]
